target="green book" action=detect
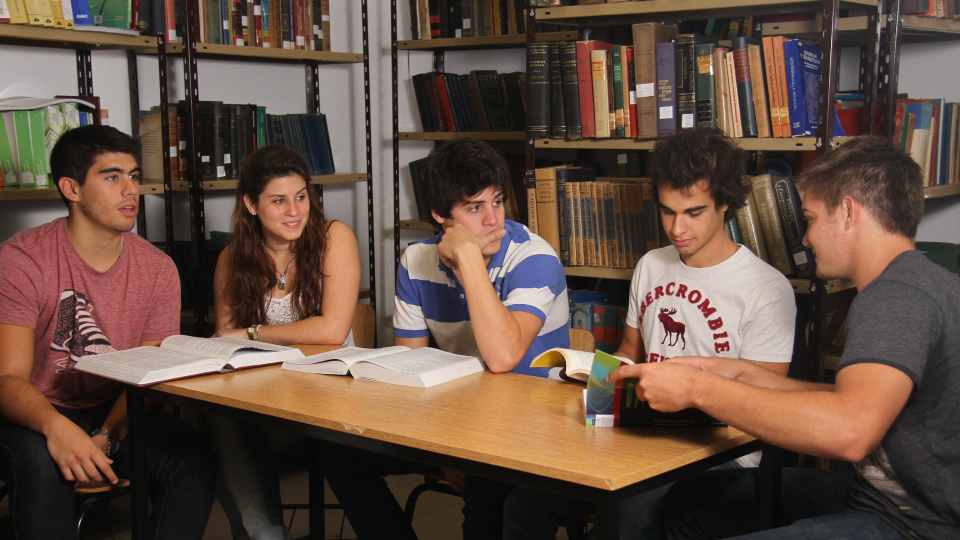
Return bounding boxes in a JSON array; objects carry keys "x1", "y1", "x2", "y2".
[
  {"x1": 29, "y1": 110, "x2": 49, "y2": 187},
  {"x1": 0, "y1": 113, "x2": 17, "y2": 187},
  {"x1": 612, "y1": 46, "x2": 625, "y2": 138},
  {"x1": 13, "y1": 111, "x2": 33, "y2": 187},
  {"x1": 43, "y1": 105, "x2": 66, "y2": 179},
  {"x1": 87, "y1": 0, "x2": 131, "y2": 29},
  {"x1": 257, "y1": 106, "x2": 267, "y2": 148},
  {"x1": 695, "y1": 41, "x2": 718, "y2": 129}
]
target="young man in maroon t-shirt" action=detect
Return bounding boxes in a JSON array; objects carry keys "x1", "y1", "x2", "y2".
[{"x1": 0, "y1": 126, "x2": 216, "y2": 540}]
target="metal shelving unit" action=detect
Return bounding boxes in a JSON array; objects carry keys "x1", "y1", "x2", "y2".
[{"x1": 154, "y1": 0, "x2": 376, "y2": 337}]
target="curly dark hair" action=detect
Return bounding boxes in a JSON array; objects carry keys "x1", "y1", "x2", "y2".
[
  {"x1": 223, "y1": 144, "x2": 330, "y2": 328},
  {"x1": 647, "y1": 128, "x2": 750, "y2": 220},
  {"x1": 421, "y1": 138, "x2": 511, "y2": 221},
  {"x1": 50, "y1": 125, "x2": 140, "y2": 208},
  {"x1": 797, "y1": 136, "x2": 924, "y2": 238}
]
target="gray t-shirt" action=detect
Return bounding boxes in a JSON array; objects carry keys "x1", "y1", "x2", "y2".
[{"x1": 840, "y1": 250, "x2": 960, "y2": 540}]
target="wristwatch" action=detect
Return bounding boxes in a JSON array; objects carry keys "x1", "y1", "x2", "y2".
[
  {"x1": 91, "y1": 428, "x2": 120, "y2": 457},
  {"x1": 247, "y1": 326, "x2": 256, "y2": 340}
]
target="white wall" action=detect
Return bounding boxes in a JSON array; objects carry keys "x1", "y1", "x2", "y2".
[{"x1": 3, "y1": 8, "x2": 959, "y2": 343}]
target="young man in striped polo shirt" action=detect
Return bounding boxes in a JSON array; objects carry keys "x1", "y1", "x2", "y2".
[{"x1": 322, "y1": 138, "x2": 569, "y2": 540}]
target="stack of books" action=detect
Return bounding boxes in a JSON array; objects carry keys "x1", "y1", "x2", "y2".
[{"x1": 411, "y1": 70, "x2": 526, "y2": 133}]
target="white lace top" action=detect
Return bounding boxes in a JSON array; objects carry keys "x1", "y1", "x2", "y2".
[{"x1": 265, "y1": 293, "x2": 355, "y2": 346}]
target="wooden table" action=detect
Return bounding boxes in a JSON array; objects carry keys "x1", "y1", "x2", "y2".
[{"x1": 126, "y1": 345, "x2": 770, "y2": 540}]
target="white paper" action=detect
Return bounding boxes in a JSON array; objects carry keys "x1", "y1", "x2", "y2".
[
  {"x1": 659, "y1": 106, "x2": 674, "y2": 120},
  {"x1": 638, "y1": 83, "x2": 655, "y2": 98},
  {"x1": 217, "y1": 166, "x2": 226, "y2": 178},
  {"x1": 201, "y1": 155, "x2": 210, "y2": 163},
  {"x1": 617, "y1": 153, "x2": 628, "y2": 164},
  {"x1": 794, "y1": 251, "x2": 808, "y2": 265},
  {"x1": 169, "y1": 146, "x2": 177, "y2": 157},
  {"x1": 223, "y1": 154, "x2": 232, "y2": 164},
  {"x1": 682, "y1": 113, "x2": 694, "y2": 128}
]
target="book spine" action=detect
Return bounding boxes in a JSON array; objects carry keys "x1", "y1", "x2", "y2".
[
  {"x1": 556, "y1": 168, "x2": 569, "y2": 265},
  {"x1": 559, "y1": 43, "x2": 581, "y2": 140},
  {"x1": 567, "y1": 181, "x2": 578, "y2": 266},
  {"x1": 675, "y1": 34, "x2": 697, "y2": 131},
  {"x1": 612, "y1": 46, "x2": 625, "y2": 137},
  {"x1": 627, "y1": 47, "x2": 638, "y2": 138},
  {"x1": 695, "y1": 41, "x2": 717, "y2": 129},
  {"x1": 783, "y1": 40, "x2": 805, "y2": 137},
  {"x1": 762, "y1": 37, "x2": 782, "y2": 137},
  {"x1": 750, "y1": 175, "x2": 794, "y2": 275},
  {"x1": 640, "y1": 182, "x2": 658, "y2": 253},
  {"x1": 589, "y1": 182, "x2": 600, "y2": 266},
  {"x1": 535, "y1": 172, "x2": 560, "y2": 256},
  {"x1": 632, "y1": 23, "x2": 678, "y2": 139},
  {"x1": 460, "y1": 0, "x2": 472, "y2": 36},
  {"x1": 772, "y1": 37, "x2": 791, "y2": 137},
  {"x1": 526, "y1": 43, "x2": 550, "y2": 138},
  {"x1": 576, "y1": 42, "x2": 597, "y2": 138},
  {"x1": 731, "y1": 37, "x2": 758, "y2": 137},
  {"x1": 747, "y1": 43, "x2": 771, "y2": 138},
  {"x1": 434, "y1": 74, "x2": 456, "y2": 132},
  {"x1": 549, "y1": 43, "x2": 566, "y2": 138},
  {"x1": 725, "y1": 50, "x2": 743, "y2": 138},
  {"x1": 772, "y1": 175, "x2": 811, "y2": 278},
  {"x1": 591, "y1": 49, "x2": 611, "y2": 139},
  {"x1": 798, "y1": 41, "x2": 820, "y2": 137},
  {"x1": 713, "y1": 48, "x2": 729, "y2": 135},
  {"x1": 655, "y1": 41, "x2": 677, "y2": 138},
  {"x1": 735, "y1": 189, "x2": 769, "y2": 262}
]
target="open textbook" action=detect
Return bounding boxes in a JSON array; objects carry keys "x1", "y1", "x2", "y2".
[
  {"x1": 584, "y1": 351, "x2": 723, "y2": 427},
  {"x1": 530, "y1": 348, "x2": 633, "y2": 382},
  {"x1": 73, "y1": 335, "x2": 305, "y2": 386},
  {"x1": 282, "y1": 346, "x2": 484, "y2": 388}
]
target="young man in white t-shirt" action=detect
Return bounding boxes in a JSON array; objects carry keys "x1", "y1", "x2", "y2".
[{"x1": 503, "y1": 128, "x2": 797, "y2": 540}]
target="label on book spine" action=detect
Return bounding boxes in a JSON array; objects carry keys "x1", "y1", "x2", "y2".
[
  {"x1": 638, "y1": 83, "x2": 655, "y2": 98},
  {"x1": 659, "y1": 106, "x2": 673, "y2": 119},
  {"x1": 682, "y1": 114, "x2": 694, "y2": 128}
]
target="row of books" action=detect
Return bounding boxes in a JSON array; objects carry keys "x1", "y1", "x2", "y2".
[
  {"x1": 568, "y1": 290, "x2": 626, "y2": 356},
  {"x1": 140, "y1": 102, "x2": 335, "y2": 183},
  {"x1": 409, "y1": 0, "x2": 527, "y2": 40},
  {"x1": 0, "y1": 0, "x2": 330, "y2": 50},
  {"x1": 526, "y1": 25, "x2": 827, "y2": 140},
  {"x1": 0, "y1": 98, "x2": 97, "y2": 188},
  {"x1": 893, "y1": 98, "x2": 960, "y2": 187},
  {"x1": 412, "y1": 70, "x2": 526, "y2": 133},
  {"x1": 527, "y1": 166, "x2": 670, "y2": 270},
  {"x1": 904, "y1": 0, "x2": 960, "y2": 18}
]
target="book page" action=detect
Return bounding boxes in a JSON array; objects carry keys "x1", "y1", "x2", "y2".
[
  {"x1": 284, "y1": 346, "x2": 409, "y2": 366},
  {"x1": 359, "y1": 348, "x2": 478, "y2": 375},
  {"x1": 161, "y1": 335, "x2": 238, "y2": 359},
  {"x1": 74, "y1": 346, "x2": 224, "y2": 385}
]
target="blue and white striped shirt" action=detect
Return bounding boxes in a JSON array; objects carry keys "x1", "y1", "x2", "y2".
[{"x1": 394, "y1": 220, "x2": 569, "y2": 378}]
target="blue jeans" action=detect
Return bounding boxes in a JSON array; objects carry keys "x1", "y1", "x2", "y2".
[
  {"x1": 0, "y1": 398, "x2": 217, "y2": 540},
  {"x1": 503, "y1": 460, "x2": 744, "y2": 540},
  {"x1": 663, "y1": 467, "x2": 903, "y2": 540}
]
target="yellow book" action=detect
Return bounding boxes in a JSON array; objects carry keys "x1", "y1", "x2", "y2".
[
  {"x1": 535, "y1": 167, "x2": 561, "y2": 257},
  {"x1": 23, "y1": 0, "x2": 45, "y2": 25},
  {"x1": 48, "y1": 0, "x2": 66, "y2": 28},
  {"x1": 591, "y1": 49, "x2": 611, "y2": 139},
  {"x1": 7, "y1": 0, "x2": 30, "y2": 24},
  {"x1": 38, "y1": 0, "x2": 54, "y2": 25}
]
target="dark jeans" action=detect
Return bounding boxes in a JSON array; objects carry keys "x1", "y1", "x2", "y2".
[
  {"x1": 321, "y1": 442, "x2": 515, "y2": 540},
  {"x1": 0, "y1": 398, "x2": 217, "y2": 540},
  {"x1": 663, "y1": 467, "x2": 902, "y2": 540}
]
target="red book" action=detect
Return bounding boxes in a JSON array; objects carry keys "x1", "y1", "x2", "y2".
[
  {"x1": 576, "y1": 40, "x2": 613, "y2": 138},
  {"x1": 626, "y1": 47, "x2": 638, "y2": 138},
  {"x1": 592, "y1": 304, "x2": 607, "y2": 349},
  {"x1": 434, "y1": 74, "x2": 456, "y2": 132}
]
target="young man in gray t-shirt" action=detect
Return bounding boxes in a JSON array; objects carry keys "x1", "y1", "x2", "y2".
[{"x1": 623, "y1": 136, "x2": 959, "y2": 539}]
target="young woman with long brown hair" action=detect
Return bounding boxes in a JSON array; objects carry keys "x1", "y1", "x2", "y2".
[{"x1": 208, "y1": 143, "x2": 360, "y2": 540}]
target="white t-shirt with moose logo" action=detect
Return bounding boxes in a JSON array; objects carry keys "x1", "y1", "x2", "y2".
[{"x1": 626, "y1": 245, "x2": 795, "y2": 365}]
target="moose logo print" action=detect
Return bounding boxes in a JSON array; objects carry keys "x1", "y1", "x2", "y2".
[
  {"x1": 51, "y1": 289, "x2": 117, "y2": 373},
  {"x1": 658, "y1": 307, "x2": 686, "y2": 350}
]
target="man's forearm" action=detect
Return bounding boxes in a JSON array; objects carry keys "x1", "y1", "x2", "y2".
[
  {"x1": 0, "y1": 374, "x2": 67, "y2": 436},
  {"x1": 455, "y1": 248, "x2": 524, "y2": 371}
]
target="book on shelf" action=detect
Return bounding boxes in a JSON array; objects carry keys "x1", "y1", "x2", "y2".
[
  {"x1": 626, "y1": 46, "x2": 638, "y2": 138},
  {"x1": 713, "y1": 46, "x2": 731, "y2": 136},
  {"x1": 676, "y1": 34, "x2": 718, "y2": 132},
  {"x1": 584, "y1": 351, "x2": 723, "y2": 428},
  {"x1": 575, "y1": 40, "x2": 612, "y2": 139},
  {"x1": 771, "y1": 36, "x2": 792, "y2": 138},
  {"x1": 730, "y1": 36, "x2": 760, "y2": 138},
  {"x1": 281, "y1": 346, "x2": 484, "y2": 388},
  {"x1": 750, "y1": 174, "x2": 794, "y2": 276},
  {"x1": 527, "y1": 43, "x2": 550, "y2": 137},
  {"x1": 632, "y1": 22, "x2": 678, "y2": 140},
  {"x1": 655, "y1": 41, "x2": 676, "y2": 138},
  {"x1": 612, "y1": 45, "x2": 625, "y2": 138},
  {"x1": 549, "y1": 43, "x2": 566, "y2": 138},
  {"x1": 535, "y1": 166, "x2": 561, "y2": 257},
  {"x1": 590, "y1": 48, "x2": 612, "y2": 139},
  {"x1": 761, "y1": 37, "x2": 783, "y2": 138},
  {"x1": 735, "y1": 188, "x2": 770, "y2": 264},
  {"x1": 694, "y1": 40, "x2": 718, "y2": 129},
  {"x1": 771, "y1": 175, "x2": 811, "y2": 279},
  {"x1": 724, "y1": 49, "x2": 744, "y2": 138},
  {"x1": 783, "y1": 39, "x2": 820, "y2": 137},
  {"x1": 560, "y1": 41, "x2": 581, "y2": 140},
  {"x1": 73, "y1": 335, "x2": 306, "y2": 387}
]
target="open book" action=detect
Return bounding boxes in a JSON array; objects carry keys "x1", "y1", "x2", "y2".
[
  {"x1": 73, "y1": 335, "x2": 305, "y2": 386},
  {"x1": 281, "y1": 346, "x2": 484, "y2": 388},
  {"x1": 530, "y1": 348, "x2": 633, "y2": 382}
]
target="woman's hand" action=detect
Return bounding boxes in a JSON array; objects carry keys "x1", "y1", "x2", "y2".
[{"x1": 212, "y1": 327, "x2": 250, "y2": 340}]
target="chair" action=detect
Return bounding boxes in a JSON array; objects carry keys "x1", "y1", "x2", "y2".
[
  {"x1": 0, "y1": 478, "x2": 131, "y2": 539},
  {"x1": 402, "y1": 328, "x2": 598, "y2": 524}
]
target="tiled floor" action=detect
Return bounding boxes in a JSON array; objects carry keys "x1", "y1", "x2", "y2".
[{"x1": 1, "y1": 472, "x2": 570, "y2": 540}]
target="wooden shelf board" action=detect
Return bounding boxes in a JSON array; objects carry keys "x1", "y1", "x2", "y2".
[
  {"x1": 0, "y1": 24, "x2": 156, "y2": 49},
  {"x1": 0, "y1": 187, "x2": 62, "y2": 200},
  {"x1": 536, "y1": 0, "x2": 876, "y2": 26},
  {"x1": 924, "y1": 183, "x2": 960, "y2": 199},
  {"x1": 564, "y1": 266, "x2": 634, "y2": 280},
  {"x1": 155, "y1": 42, "x2": 363, "y2": 63},
  {"x1": 144, "y1": 174, "x2": 366, "y2": 193},
  {"x1": 399, "y1": 219, "x2": 439, "y2": 231},
  {"x1": 400, "y1": 131, "x2": 526, "y2": 141},
  {"x1": 397, "y1": 32, "x2": 578, "y2": 51},
  {"x1": 764, "y1": 15, "x2": 960, "y2": 43},
  {"x1": 535, "y1": 137, "x2": 848, "y2": 151},
  {"x1": 789, "y1": 278, "x2": 855, "y2": 294},
  {"x1": 596, "y1": 177, "x2": 651, "y2": 183}
]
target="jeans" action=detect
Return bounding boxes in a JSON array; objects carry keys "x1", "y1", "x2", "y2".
[
  {"x1": 207, "y1": 413, "x2": 302, "y2": 540},
  {"x1": 662, "y1": 467, "x2": 902, "y2": 540},
  {"x1": 320, "y1": 442, "x2": 515, "y2": 540},
  {"x1": 0, "y1": 398, "x2": 217, "y2": 540},
  {"x1": 503, "y1": 459, "x2": 744, "y2": 540}
]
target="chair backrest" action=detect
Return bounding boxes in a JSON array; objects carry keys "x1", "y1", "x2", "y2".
[
  {"x1": 569, "y1": 328, "x2": 594, "y2": 353},
  {"x1": 352, "y1": 304, "x2": 376, "y2": 348}
]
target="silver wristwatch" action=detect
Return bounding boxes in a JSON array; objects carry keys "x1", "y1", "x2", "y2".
[{"x1": 91, "y1": 428, "x2": 120, "y2": 457}]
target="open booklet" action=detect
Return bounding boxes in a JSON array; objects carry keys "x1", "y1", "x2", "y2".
[
  {"x1": 73, "y1": 335, "x2": 305, "y2": 386},
  {"x1": 530, "y1": 348, "x2": 633, "y2": 381},
  {"x1": 281, "y1": 346, "x2": 484, "y2": 388},
  {"x1": 584, "y1": 351, "x2": 724, "y2": 428}
]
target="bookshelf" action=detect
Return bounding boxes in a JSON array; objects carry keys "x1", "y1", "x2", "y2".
[
  {"x1": 398, "y1": 32, "x2": 578, "y2": 51},
  {"x1": 399, "y1": 131, "x2": 527, "y2": 141},
  {"x1": 535, "y1": 137, "x2": 852, "y2": 151},
  {"x1": 0, "y1": 24, "x2": 156, "y2": 49},
  {"x1": 154, "y1": 0, "x2": 377, "y2": 337}
]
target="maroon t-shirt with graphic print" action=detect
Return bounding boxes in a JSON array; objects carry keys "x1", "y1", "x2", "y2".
[{"x1": 0, "y1": 217, "x2": 180, "y2": 409}]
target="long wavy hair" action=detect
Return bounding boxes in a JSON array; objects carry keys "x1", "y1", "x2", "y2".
[{"x1": 225, "y1": 144, "x2": 329, "y2": 328}]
